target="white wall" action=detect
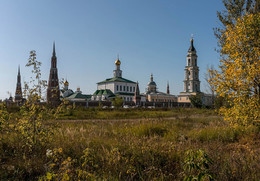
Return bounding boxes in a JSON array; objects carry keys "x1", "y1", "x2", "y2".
[{"x1": 98, "y1": 83, "x2": 115, "y2": 92}]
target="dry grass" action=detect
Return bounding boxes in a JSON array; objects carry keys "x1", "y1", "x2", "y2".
[{"x1": 0, "y1": 109, "x2": 259, "y2": 180}]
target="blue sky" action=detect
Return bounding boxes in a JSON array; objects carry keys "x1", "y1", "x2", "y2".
[{"x1": 0, "y1": 0, "x2": 224, "y2": 100}]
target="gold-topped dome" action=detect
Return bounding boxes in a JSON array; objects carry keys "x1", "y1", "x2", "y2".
[
  {"x1": 64, "y1": 80, "x2": 69, "y2": 86},
  {"x1": 115, "y1": 58, "x2": 121, "y2": 65}
]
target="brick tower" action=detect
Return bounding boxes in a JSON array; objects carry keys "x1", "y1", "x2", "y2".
[
  {"x1": 134, "y1": 81, "x2": 141, "y2": 106},
  {"x1": 15, "y1": 65, "x2": 23, "y2": 102},
  {"x1": 47, "y1": 42, "x2": 60, "y2": 105}
]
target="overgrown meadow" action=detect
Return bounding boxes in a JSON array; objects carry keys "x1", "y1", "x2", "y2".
[{"x1": 0, "y1": 106, "x2": 259, "y2": 180}]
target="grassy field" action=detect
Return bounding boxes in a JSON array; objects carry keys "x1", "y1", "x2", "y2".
[{"x1": 0, "y1": 108, "x2": 259, "y2": 180}]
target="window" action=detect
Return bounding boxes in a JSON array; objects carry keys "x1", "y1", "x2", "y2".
[
  {"x1": 123, "y1": 86, "x2": 125, "y2": 91},
  {"x1": 116, "y1": 85, "x2": 118, "y2": 91},
  {"x1": 195, "y1": 59, "x2": 197, "y2": 66},
  {"x1": 133, "y1": 87, "x2": 135, "y2": 92},
  {"x1": 127, "y1": 86, "x2": 129, "y2": 92},
  {"x1": 186, "y1": 97, "x2": 189, "y2": 100},
  {"x1": 130, "y1": 97, "x2": 132, "y2": 101},
  {"x1": 188, "y1": 59, "x2": 190, "y2": 66},
  {"x1": 120, "y1": 86, "x2": 122, "y2": 91},
  {"x1": 188, "y1": 83, "x2": 190, "y2": 91},
  {"x1": 130, "y1": 87, "x2": 132, "y2": 92}
]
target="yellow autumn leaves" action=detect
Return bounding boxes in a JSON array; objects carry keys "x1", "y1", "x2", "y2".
[{"x1": 210, "y1": 12, "x2": 260, "y2": 127}]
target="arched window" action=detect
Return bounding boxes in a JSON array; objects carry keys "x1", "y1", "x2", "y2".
[
  {"x1": 195, "y1": 59, "x2": 197, "y2": 66},
  {"x1": 188, "y1": 59, "x2": 190, "y2": 66},
  {"x1": 188, "y1": 83, "x2": 190, "y2": 91}
]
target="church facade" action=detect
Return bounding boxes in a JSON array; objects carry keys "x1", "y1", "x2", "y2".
[
  {"x1": 144, "y1": 74, "x2": 177, "y2": 103},
  {"x1": 92, "y1": 57, "x2": 137, "y2": 102}
]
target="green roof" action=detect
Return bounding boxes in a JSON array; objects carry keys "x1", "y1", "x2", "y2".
[
  {"x1": 66, "y1": 93, "x2": 91, "y2": 99},
  {"x1": 92, "y1": 90, "x2": 99, "y2": 96},
  {"x1": 97, "y1": 77, "x2": 136, "y2": 84},
  {"x1": 92, "y1": 89, "x2": 115, "y2": 96}
]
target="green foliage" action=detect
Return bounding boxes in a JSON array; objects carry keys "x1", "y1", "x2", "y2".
[
  {"x1": 183, "y1": 149, "x2": 214, "y2": 181},
  {"x1": 111, "y1": 95, "x2": 124, "y2": 108},
  {"x1": 189, "y1": 126, "x2": 241, "y2": 143},
  {"x1": 214, "y1": 0, "x2": 257, "y2": 50},
  {"x1": 190, "y1": 94, "x2": 203, "y2": 108},
  {"x1": 0, "y1": 50, "x2": 56, "y2": 180},
  {"x1": 16, "y1": 51, "x2": 53, "y2": 152},
  {"x1": 130, "y1": 123, "x2": 168, "y2": 137}
]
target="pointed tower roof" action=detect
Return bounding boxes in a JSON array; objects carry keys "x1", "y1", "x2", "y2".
[
  {"x1": 188, "y1": 36, "x2": 196, "y2": 52},
  {"x1": 53, "y1": 41, "x2": 56, "y2": 57},
  {"x1": 135, "y1": 81, "x2": 140, "y2": 95},
  {"x1": 167, "y1": 81, "x2": 170, "y2": 94}
]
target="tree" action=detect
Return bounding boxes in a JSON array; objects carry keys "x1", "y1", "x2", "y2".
[
  {"x1": 204, "y1": 65, "x2": 216, "y2": 107},
  {"x1": 24, "y1": 50, "x2": 47, "y2": 101},
  {"x1": 214, "y1": 0, "x2": 258, "y2": 51},
  {"x1": 190, "y1": 94, "x2": 203, "y2": 108},
  {"x1": 17, "y1": 50, "x2": 53, "y2": 153},
  {"x1": 112, "y1": 95, "x2": 124, "y2": 109},
  {"x1": 210, "y1": 13, "x2": 260, "y2": 126}
]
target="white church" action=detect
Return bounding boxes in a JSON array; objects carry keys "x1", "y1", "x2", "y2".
[{"x1": 91, "y1": 58, "x2": 137, "y2": 102}]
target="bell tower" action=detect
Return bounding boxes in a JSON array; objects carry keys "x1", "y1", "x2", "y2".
[
  {"x1": 183, "y1": 36, "x2": 200, "y2": 93},
  {"x1": 47, "y1": 42, "x2": 60, "y2": 105}
]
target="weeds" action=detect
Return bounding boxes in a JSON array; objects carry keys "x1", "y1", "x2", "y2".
[{"x1": 0, "y1": 109, "x2": 259, "y2": 180}]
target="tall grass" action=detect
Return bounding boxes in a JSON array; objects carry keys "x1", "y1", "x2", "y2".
[{"x1": 0, "y1": 109, "x2": 259, "y2": 180}]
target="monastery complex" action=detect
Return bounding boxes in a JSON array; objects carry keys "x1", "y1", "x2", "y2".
[{"x1": 6, "y1": 37, "x2": 213, "y2": 108}]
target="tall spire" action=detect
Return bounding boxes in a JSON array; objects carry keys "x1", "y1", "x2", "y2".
[
  {"x1": 18, "y1": 65, "x2": 20, "y2": 75},
  {"x1": 15, "y1": 65, "x2": 22, "y2": 102},
  {"x1": 47, "y1": 42, "x2": 60, "y2": 105},
  {"x1": 134, "y1": 81, "x2": 141, "y2": 105},
  {"x1": 167, "y1": 81, "x2": 170, "y2": 94},
  {"x1": 135, "y1": 81, "x2": 140, "y2": 95},
  {"x1": 150, "y1": 73, "x2": 153, "y2": 82},
  {"x1": 17, "y1": 65, "x2": 21, "y2": 84},
  {"x1": 53, "y1": 41, "x2": 56, "y2": 57}
]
